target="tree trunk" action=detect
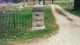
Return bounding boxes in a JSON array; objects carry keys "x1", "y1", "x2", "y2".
[
  {"x1": 43, "y1": 0, "x2": 45, "y2": 5},
  {"x1": 52, "y1": 0, "x2": 54, "y2": 3},
  {"x1": 74, "y1": 0, "x2": 80, "y2": 10},
  {"x1": 12, "y1": 0, "x2": 21, "y2": 3}
]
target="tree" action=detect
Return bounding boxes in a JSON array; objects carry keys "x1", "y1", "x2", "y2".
[
  {"x1": 43, "y1": 0, "x2": 45, "y2": 5},
  {"x1": 12, "y1": 0, "x2": 21, "y2": 3},
  {"x1": 74, "y1": 0, "x2": 80, "y2": 10},
  {"x1": 52, "y1": 0, "x2": 54, "y2": 3}
]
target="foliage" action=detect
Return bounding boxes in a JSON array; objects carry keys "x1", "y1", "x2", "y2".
[
  {"x1": 66, "y1": 9, "x2": 80, "y2": 16},
  {"x1": 52, "y1": 2, "x2": 74, "y2": 9},
  {"x1": 12, "y1": 0, "x2": 22, "y2": 3}
]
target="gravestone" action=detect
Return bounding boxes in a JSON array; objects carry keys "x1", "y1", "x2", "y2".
[
  {"x1": 32, "y1": 4, "x2": 45, "y2": 30},
  {"x1": 39, "y1": 0, "x2": 43, "y2": 5}
]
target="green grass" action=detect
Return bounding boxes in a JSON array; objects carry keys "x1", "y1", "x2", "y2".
[
  {"x1": 52, "y1": 2, "x2": 74, "y2": 9},
  {"x1": 0, "y1": 6, "x2": 58, "y2": 44},
  {"x1": 52, "y1": 2, "x2": 80, "y2": 16}
]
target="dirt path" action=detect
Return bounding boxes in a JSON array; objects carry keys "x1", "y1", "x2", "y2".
[{"x1": 9, "y1": 5, "x2": 80, "y2": 45}]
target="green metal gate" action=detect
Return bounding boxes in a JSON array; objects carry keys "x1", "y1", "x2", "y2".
[
  {"x1": 0, "y1": 10, "x2": 15, "y2": 31},
  {"x1": 0, "y1": 8, "x2": 32, "y2": 32}
]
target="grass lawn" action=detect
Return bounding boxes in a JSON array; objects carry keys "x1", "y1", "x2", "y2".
[
  {"x1": 0, "y1": 6, "x2": 58, "y2": 44},
  {"x1": 52, "y1": 2, "x2": 80, "y2": 16},
  {"x1": 52, "y1": 2, "x2": 74, "y2": 9}
]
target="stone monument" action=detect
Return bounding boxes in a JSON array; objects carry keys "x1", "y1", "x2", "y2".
[{"x1": 32, "y1": 4, "x2": 45, "y2": 30}]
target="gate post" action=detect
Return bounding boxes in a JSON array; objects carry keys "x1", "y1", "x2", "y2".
[{"x1": 32, "y1": 4, "x2": 45, "y2": 30}]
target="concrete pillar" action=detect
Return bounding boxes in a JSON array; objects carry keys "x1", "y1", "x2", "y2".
[{"x1": 32, "y1": 4, "x2": 45, "y2": 30}]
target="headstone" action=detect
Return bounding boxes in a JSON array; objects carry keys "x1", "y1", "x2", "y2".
[
  {"x1": 32, "y1": 4, "x2": 45, "y2": 30},
  {"x1": 18, "y1": 2, "x2": 24, "y2": 9},
  {"x1": 23, "y1": 0, "x2": 28, "y2": 7},
  {"x1": 39, "y1": 0, "x2": 43, "y2": 5}
]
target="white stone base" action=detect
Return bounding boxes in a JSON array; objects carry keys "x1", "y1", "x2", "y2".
[{"x1": 32, "y1": 26, "x2": 45, "y2": 30}]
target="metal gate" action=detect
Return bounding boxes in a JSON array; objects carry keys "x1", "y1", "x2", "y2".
[
  {"x1": 0, "y1": 9, "x2": 32, "y2": 32},
  {"x1": 0, "y1": 10, "x2": 15, "y2": 31}
]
